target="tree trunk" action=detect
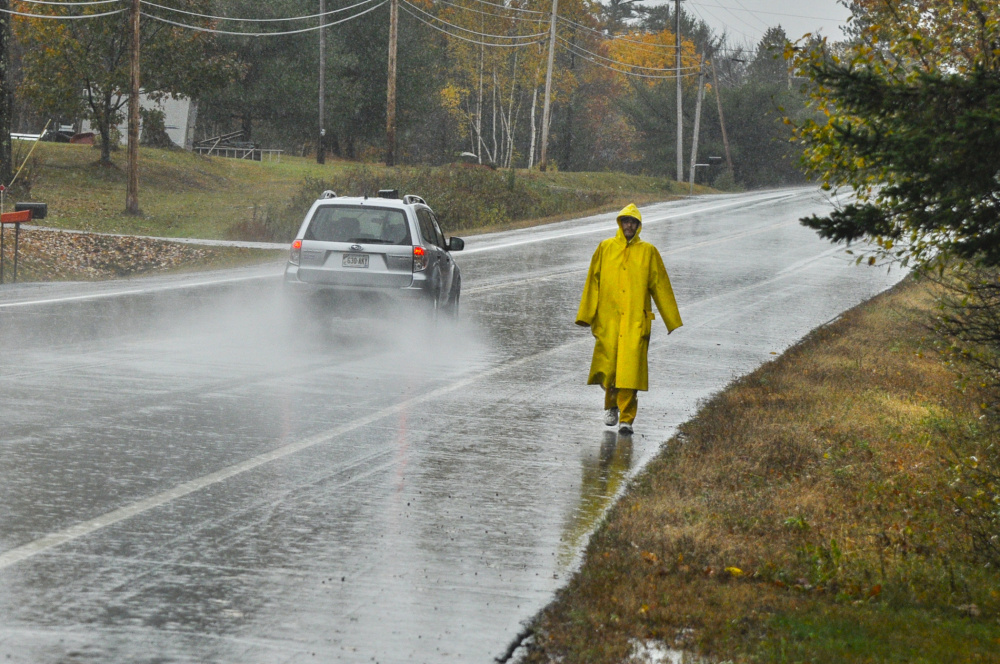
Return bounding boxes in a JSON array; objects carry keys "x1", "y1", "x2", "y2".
[
  {"x1": 528, "y1": 85, "x2": 538, "y2": 169},
  {"x1": 99, "y1": 96, "x2": 113, "y2": 166},
  {"x1": 505, "y1": 55, "x2": 518, "y2": 169},
  {"x1": 491, "y1": 69, "x2": 498, "y2": 166},
  {"x1": 561, "y1": 100, "x2": 572, "y2": 170},
  {"x1": 475, "y1": 47, "x2": 484, "y2": 163}
]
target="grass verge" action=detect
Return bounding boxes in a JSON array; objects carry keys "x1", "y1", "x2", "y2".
[
  {"x1": 522, "y1": 276, "x2": 1000, "y2": 663},
  {"x1": 15, "y1": 142, "x2": 703, "y2": 243},
  {"x1": 3, "y1": 142, "x2": 702, "y2": 281}
]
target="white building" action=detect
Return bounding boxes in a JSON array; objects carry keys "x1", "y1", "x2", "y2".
[{"x1": 81, "y1": 93, "x2": 198, "y2": 149}]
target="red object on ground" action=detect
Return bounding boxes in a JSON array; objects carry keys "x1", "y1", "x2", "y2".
[{"x1": 0, "y1": 210, "x2": 31, "y2": 223}]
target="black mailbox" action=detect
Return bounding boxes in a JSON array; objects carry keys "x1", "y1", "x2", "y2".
[{"x1": 15, "y1": 202, "x2": 47, "y2": 219}]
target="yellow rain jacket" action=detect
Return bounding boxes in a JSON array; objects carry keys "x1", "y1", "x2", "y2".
[{"x1": 575, "y1": 204, "x2": 682, "y2": 391}]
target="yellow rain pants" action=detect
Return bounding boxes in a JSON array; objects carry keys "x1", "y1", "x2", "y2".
[{"x1": 604, "y1": 387, "x2": 638, "y2": 424}]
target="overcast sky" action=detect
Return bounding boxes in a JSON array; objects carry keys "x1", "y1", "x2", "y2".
[{"x1": 643, "y1": 0, "x2": 852, "y2": 47}]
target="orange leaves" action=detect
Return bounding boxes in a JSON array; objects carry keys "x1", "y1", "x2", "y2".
[{"x1": 604, "y1": 29, "x2": 700, "y2": 87}]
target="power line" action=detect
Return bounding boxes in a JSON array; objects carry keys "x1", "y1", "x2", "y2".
[
  {"x1": 458, "y1": 0, "x2": 547, "y2": 16},
  {"x1": 556, "y1": 14, "x2": 754, "y2": 55},
  {"x1": 560, "y1": 39, "x2": 698, "y2": 79},
  {"x1": 431, "y1": 0, "x2": 545, "y2": 25},
  {"x1": 140, "y1": 0, "x2": 383, "y2": 23},
  {"x1": 558, "y1": 37, "x2": 701, "y2": 78},
  {"x1": 557, "y1": 35, "x2": 699, "y2": 72},
  {"x1": 686, "y1": 1, "x2": 755, "y2": 43},
  {"x1": 557, "y1": 15, "x2": 673, "y2": 50},
  {"x1": 692, "y1": 1, "x2": 845, "y2": 23},
  {"x1": 140, "y1": 0, "x2": 387, "y2": 36},
  {"x1": 401, "y1": 0, "x2": 548, "y2": 41},
  {"x1": 726, "y1": 0, "x2": 771, "y2": 31},
  {"x1": 17, "y1": 0, "x2": 120, "y2": 5},
  {"x1": 688, "y1": 0, "x2": 760, "y2": 39},
  {"x1": 0, "y1": 6, "x2": 125, "y2": 18},
  {"x1": 399, "y1": 3, "x2": 544, "y2": 47}
]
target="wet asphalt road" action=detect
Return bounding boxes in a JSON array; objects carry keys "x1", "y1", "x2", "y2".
[{"x1": 0, "y1": 189, "x2": 905, "y2": 663}]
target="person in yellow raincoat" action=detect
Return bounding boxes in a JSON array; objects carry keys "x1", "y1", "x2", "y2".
[{"x1": 575, "y1": 203, "x2": 682, "y2": 435}]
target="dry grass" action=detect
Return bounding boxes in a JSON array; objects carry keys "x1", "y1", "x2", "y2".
[{"x1": 523, "y1": 277, "x2": 1000, "y2": 663}]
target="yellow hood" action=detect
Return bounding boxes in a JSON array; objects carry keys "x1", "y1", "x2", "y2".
[
  {"x1": 616, "y1": 203, "x2": 643, "y2": 243},
  {"x1": 616, "y1": 203, "x2": 642, "y2": 225}
]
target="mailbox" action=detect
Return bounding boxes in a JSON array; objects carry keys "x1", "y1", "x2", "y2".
[{"x1": 15, "y1": 202, "x2": 47, "y2": 220}]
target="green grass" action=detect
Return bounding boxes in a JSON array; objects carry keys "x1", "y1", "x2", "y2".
[
  {"x1": 17, "y1": 142, "x2": 308, "y2": 238},
  {"x1": 758, "y1": 604, "x2": 1000, "y2": 663},
  {"x1": 15, "y1": 141, "x2": 702, "y2": 242}
]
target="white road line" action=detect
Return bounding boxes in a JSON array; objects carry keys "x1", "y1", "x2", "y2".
[
  {"x1": 0, "y1": 226, "x2": 850, "y2": 570},
  {"x1": 0, "y1": 344, "x2": 564, "y2": 570},
  {"x1": 1, "y1": 191, "x2": 809, "y2": 310},
  {"x1": 0, "y1": 272, "x2": 280, "y2": 310},
  {"x1": 463, "y1": 218, "x2": 799, "y2": 295},
  {"x1": 461, "y1": 190, "x2": 804, "y2": 254}
]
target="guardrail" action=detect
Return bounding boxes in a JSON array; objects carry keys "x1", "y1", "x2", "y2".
[{"x1": 192, "y1": 146, "x2": 283, "y2": 162}]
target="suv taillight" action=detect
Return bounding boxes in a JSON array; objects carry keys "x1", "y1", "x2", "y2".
[
  {"x1": 290, "y1": 239, "x2": 302, "y2": 265},
  {"x1": 412, "y1": 245, "x2": 428, "y2": 272}
]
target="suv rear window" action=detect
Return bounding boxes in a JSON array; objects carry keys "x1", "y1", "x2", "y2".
[{"x1": 304, "y1": 206, "x2": 412, "y2": 245}]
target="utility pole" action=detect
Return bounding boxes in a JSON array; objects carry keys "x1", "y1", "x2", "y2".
[
  {"x1": 0, "y1": 0, "x2": 13, "y2": 186},
  {"x1": 317, "y1": 0, "x2": 326, "y2": 164},
  {"x1": 710, "y1": 57, "x2": 733, "y2": 176},
  {"x1": 688, "y1": 55, "x2": 705, "y2": 194},
  {"x1": 0, "y1": 0, "x2": 12, "y2": 186},
  {"x1": 538, "y1": 0, "x2": 558, "y2": 171},
  {"x1": 385, "y1": 0, "x2": 398, "y2": 166},
  {"x1": 675, "y1": 0, "x2": 683, "y2": 183},
  {"x1": 126, "y1": 0, "x2": 140, "y2": 215}
]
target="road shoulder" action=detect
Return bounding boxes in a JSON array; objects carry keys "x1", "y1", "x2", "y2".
[{"x1": 520, "y1": 275, "x2": 1000, "y2": 663}]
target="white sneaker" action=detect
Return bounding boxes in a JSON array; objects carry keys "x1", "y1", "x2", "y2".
[
  {"x1": 604, "y1": 407, "x2": 619, "y2": 426},
  {"x1": 618, "y1": 422, "x2": 633, "y2": 435}
]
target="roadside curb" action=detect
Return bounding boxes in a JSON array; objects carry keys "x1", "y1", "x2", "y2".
[{"x1": 20, "y1": 224, "x2": 289, "y2": 250}]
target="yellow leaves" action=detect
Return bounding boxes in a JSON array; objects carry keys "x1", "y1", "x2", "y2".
[
  {"x1": 439, "y1": 84, "x2": 465, "y2": 113},
  {"x1": 605, "y1": 29, "x2": 700, "y2": 88},
  {"x1": 640, "y1": 551, "x2": 659, "y2": 564}
]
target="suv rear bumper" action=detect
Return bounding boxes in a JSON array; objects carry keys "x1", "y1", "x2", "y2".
[{"x1": 283, "y1": 264, "x2": 431, "y2": 300}]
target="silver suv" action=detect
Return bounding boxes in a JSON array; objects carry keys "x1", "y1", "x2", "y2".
[{"x1": 283, "y1": 190, "x2": 464, "y2": 316}]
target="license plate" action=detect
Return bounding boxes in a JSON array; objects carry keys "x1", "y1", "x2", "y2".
[{"x1": 342, "y1": 253, "x2": 369, "y2": 268}]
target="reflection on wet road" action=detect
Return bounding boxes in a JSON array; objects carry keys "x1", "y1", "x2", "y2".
[{"x1": 0, "y1": 189, "x2": 904, "y2": 662}]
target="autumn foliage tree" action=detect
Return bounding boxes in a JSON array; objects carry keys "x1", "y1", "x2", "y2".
[
  {"x1": 789, "y1": 0, "x2": 1000, "y2": 565},
  {"x1": 14, "y1": 0, "x2": 234, "y2": 165},
  {"x1": 789, "y1": 0, "x2": 1000, "y2": 266}
]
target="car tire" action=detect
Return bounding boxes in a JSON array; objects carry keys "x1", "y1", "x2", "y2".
[
  {"x1": 425, "y1": 289, "x2": 440, "y2": 321},
  {"x1": 443, "y1": 280, "x2": 460, "y2": 320}
]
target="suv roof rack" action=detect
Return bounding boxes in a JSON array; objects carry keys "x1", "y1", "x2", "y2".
[
  {"x1": 377, "y1": 189, "x2": 399, "y2": 199},
  {"x1": 320, "y1": 190, "x2": 337, "y2": 199},
  {"x1": 402, "y1": 194, "x2": 426, "y2": 206}
]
